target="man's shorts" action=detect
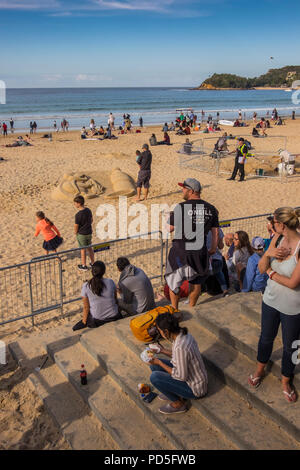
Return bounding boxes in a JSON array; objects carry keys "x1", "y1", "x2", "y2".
[
  {"x1": 76, "y1": 233, "x2": 92, "y2": 248},
  {"x1": 189, "y1": 275, "x2": 208, "y2": 285},
  {"x1": 137, "y1": 170, "x2": 151, "y2": 189}
]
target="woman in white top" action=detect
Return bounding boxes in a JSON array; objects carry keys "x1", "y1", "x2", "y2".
[
  {"x1": 148, "y1": 313, "x2": 208, "y2": 415},
  {"x1": 248, "y1": 207, "x2": 300, "y2": 403}
]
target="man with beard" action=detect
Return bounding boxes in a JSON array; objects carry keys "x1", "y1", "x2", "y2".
[{"x1": 165, "y1": 178, "x2": 219, "y2": 309}]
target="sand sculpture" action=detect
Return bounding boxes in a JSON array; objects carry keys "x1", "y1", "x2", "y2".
[
  {"x1": 51, "y1": 173, "x2": 104, "y2": 202},
  {"x1": 105, "y1": 167, "x2": 136, "y2": 198}
]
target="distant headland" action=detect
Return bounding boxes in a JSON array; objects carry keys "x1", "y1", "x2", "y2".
[{"x1": 192, "y1": 66, "x2": 300, "y2": 90}]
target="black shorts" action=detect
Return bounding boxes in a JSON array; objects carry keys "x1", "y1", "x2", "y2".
[
  {"x1": 137, "y1": 170, "x2": 151, "y2": 189},
  {"x1": 189, "y1": 275, "x2": 208, "y2": 285}
]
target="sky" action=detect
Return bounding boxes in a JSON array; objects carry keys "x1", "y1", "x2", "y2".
[{"x1": 0, "y1": 0, "x2": 300, "y2": 88}]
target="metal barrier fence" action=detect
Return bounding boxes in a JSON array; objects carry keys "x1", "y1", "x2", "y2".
[
  {"x1": 1, "y1": 209, "x2": 299, "y2": 327},
  {"x1": 0, "y1": 231, "x2": 164, "y2": 326},
  {"x1": 179, "y1": 135, "x2": 300, "y2": 182}
]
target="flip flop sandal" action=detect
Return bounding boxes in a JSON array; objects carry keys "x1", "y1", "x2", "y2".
[
  {"x1": 248, "y1": 374, "x2": 263, "y2": 388},
  {"x1": 283, "y1": 389, "x2": 297, "y2": 403}
]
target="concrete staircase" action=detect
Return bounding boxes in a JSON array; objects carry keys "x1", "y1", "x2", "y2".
[{"x1": 9, "y1": 292, "x2": 300, "y2": 450}]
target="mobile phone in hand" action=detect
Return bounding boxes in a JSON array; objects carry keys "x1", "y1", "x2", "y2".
[{"x1": 143, "y1": 392, "x2": 158, "y2": 403}]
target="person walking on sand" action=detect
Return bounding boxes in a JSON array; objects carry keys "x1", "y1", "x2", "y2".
[
  {"x1": 136, "y1": 143, "x2": 152, "y2": 201},
  {"x1": 34, "y1": 211, "x2": 63, "y2": 255},
  {"x1": 74, "y1": 195, "x2": 95, "y2": 271}
]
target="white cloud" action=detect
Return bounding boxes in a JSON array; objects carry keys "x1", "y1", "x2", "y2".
[
  {"x1": 0, "y1": 0, "x2": 212, "y2": 15},
  {"x1": 41, "y1": 74, "x2": 63, "y2": 81},
  {"x1": 75, "y1": 74, "x2": 112, "y2": 82},
  {"x1": 0, "y1": 0, "x2": 60, "y2": 9},
  {"x1": 92, "y1": 0, "x2": 174, "y2": 12}
]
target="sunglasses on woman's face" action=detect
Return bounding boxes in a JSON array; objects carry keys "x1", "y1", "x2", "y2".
[{"x1": 233, "y1": 237, "x2": 239, "y2": 241}]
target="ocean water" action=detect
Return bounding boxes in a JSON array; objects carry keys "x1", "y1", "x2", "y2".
[{"x1": 1, "y1": 87, "x2": 299, "y2": 131}]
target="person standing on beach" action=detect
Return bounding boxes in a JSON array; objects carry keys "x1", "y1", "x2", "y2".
[
  {"x1": 10, "y1": 118, "x2": 14, "y2": 133},
  {"x1": 74, "y1": 195, "x2": 95, "y2": 271},
  {"x1": 139, "y1": 117, "x2": 143, "y2": 128},
  {"x1": 260, "y1": 117, "x2": 267, "y2": 137},
  {"x1": 53, "y1": 120, "x2": 57, "y2": 132},
  {"x1": 108, "y1": 113, "x2": 115, "y2": 130},
  {"x1": 2, "y1": 122, "x2": 7, "y2": 136},
  {"x1": 136, "y1": 143, "x2": 152, "y2": 201},
  {"x1": 33, "y1": 121, "x2": 37, "y2": 133},
  {"x1": 34, "y1": 211, "x2": 63, "y2": 255},
  {"x1": 227, "y1": 137, "x2": 248, "y2": 182}
]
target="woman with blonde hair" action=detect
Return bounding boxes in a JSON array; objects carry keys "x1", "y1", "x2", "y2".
[{"x1": 248, "y1": 207, "x2": 300, "y2": 403}]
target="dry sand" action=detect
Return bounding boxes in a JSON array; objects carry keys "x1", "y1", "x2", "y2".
[{"x1": 0, "y1": 119, "x2": 299, "y2": 449}]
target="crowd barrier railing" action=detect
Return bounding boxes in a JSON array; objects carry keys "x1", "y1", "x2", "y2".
[{"x1": 0, "y1": 231, "x2": 164, "y2": 327}]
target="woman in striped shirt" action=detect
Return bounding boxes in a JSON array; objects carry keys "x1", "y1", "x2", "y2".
[{"x1": 148, "y1": 313, "x2": 208, "y2": 415}]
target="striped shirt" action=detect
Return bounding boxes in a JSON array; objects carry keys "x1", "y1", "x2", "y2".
[{"x1": 171, "y1": 332, "x2": 208, "y2": 397}]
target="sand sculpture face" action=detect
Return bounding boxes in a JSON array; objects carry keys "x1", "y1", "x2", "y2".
[
  {"x1": 51, "y1": 173, "x2": 104, "y2": 202},
  {"x1": 105, "y1": 167, "x2": 136, "y2": 198}
]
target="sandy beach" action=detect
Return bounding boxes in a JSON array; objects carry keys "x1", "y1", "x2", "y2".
[{"x1": 0, "y1": 118, "x2": 299, "y2": 449}]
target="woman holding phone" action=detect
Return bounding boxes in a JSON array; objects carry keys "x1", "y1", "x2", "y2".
[{"x1": 147, "y1": 313, "x2": 208, "y2": 415}]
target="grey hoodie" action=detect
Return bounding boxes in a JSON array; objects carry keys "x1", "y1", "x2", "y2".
[{"x1": 118, "y1": 264, "x2": 155, "y2": 314}]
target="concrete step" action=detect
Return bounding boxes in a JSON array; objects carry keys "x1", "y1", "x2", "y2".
[
  {"x1": 115, "y1": 320, "x2": 300, "y2": 450},
  {"x1": 9, "y1": 335, "x2": 117, "y2": 450},
  {"x1": 45, "y1": 335, "x2": 174, "y2": 450},
  {"x1": 80, "y1": 322, "x2": 235, "y2": 450},
  {"x1": 180, "y1": 316, "x2": 300, "y2": 443},
  {"x1": 194, "y1": 298, "x2": 300, "y2": 389},
  {"x1": 239, "y1": 292, "x2": 262, "y2": 326}
]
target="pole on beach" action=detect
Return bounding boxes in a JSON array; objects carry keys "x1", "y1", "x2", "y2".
[{"x1": 28, "y1": 263, "x2": 35, "y2": 327}]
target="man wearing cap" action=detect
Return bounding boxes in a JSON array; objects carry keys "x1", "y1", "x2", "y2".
[
  {"x1": 165, "y1": 178, "x2": 219, "y2": 309},
  {"x1": 227, "y1": 138, "x2": 248, "y2": 182},
  {"x1": 241, "y1": 237, "x2": 268, "y2": 293},
  {"x1": 136, "y1": 143, "x2": 152, "y2": 201}
]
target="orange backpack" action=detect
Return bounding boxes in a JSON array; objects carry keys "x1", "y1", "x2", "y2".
[{"x1": 130, "y1": 305, "x2": 177, "y2": 343}]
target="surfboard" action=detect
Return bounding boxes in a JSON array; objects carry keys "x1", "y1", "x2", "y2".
[{"x1": 219, "y1": 120, "x2": 234, "y2": 126}]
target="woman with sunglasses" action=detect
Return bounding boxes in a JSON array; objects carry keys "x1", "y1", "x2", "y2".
[{"x1": 248, "y1": 207, "x2": 300, "y2": 403}]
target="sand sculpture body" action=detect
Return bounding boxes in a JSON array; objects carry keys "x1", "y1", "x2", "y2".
[
  {"x1": 105, "y1": 167, "x2": 136, "y2": 198},
  {"x1": 51, "y1": 173, "x2": 104, "y2": 202}
]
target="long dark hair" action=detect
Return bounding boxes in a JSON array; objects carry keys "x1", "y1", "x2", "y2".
[
  {"x1": 36, "y1": 211, "x2": 53, "y2": 226},
  {"x1": 88, "y1": 261, "x2": 106, "y2": 297},
  {"x1": 235, "y1": 230, "x2": 253, "y2": 256},
  {"x1": 155, "y1": 313, "x2": 187, "y2": 337}
]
